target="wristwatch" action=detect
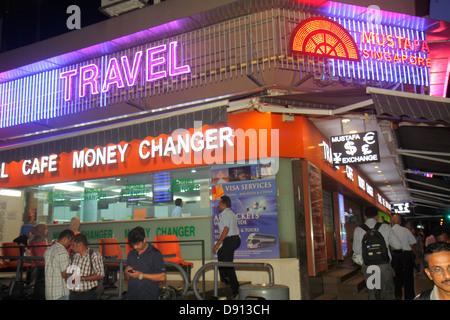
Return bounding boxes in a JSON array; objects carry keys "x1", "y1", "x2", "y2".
[{"x1": 139, "y1": 272, "x2": 144, "y2": 280}]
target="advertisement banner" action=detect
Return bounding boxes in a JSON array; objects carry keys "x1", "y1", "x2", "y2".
[{"x1": 211, "y1": 162, "x2": 280, "y2": 259}]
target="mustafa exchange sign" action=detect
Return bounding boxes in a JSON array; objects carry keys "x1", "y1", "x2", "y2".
[{"x1": 330, "y1": 131, "x2": 380, "y2": 165}]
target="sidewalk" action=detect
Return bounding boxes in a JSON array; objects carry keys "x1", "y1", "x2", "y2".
[{"x1": 413, "y1": 270, "x2": 434, "y2": 298}]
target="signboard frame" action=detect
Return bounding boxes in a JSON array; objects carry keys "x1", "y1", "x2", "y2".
[{"x1": 330, "y1": 131, "x2": 381, "y2": 166}]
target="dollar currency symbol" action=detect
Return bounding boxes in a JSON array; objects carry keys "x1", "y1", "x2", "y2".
[
  {"x1": 66, "y1": 264, "x2": 81, "y2": 290},
  {"x1": 344, "y1": 141, "x2": 357, "y2": 156}
]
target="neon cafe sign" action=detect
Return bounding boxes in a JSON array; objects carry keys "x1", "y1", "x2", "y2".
[
  {"x1": 60, "y1": 41, "x2": 191, "y2": 101},
  {"x1": 290, "y1": 16, "x2": 430, "y2": 84}
]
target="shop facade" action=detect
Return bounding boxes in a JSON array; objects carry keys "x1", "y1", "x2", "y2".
[{"x1": 0, "y1": 0, "x2": 435, "y2": 299}]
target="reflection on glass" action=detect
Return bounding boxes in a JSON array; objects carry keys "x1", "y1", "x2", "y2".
[{"x1": 22, "y1": 166, "x2": 211, "y2": 224}]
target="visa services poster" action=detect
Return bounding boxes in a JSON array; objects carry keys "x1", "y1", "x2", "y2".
[{"x1": 211, "y1": 162, "x2": 280, "y2": 259}]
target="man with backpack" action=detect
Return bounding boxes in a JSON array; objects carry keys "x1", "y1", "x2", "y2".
[{"x1": 353, "y1": 206, "x2": 401, "y2": 300}]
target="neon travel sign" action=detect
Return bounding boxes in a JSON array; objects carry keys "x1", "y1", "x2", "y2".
[{"x1": 60, "y1": 41, "x2": 191, "y2": 101}]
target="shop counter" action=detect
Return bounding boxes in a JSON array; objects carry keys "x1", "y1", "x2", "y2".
[{"x1": 46, "y1": 216, "x2": 212, "y2": 260}]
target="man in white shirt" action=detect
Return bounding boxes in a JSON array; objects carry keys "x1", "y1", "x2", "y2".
[
  {"x1": 213, "y1": 195, "x2": 240, "y2": 299},
  {"x1": 44, "y1": 229, "x2": 74, "y2": 300},
  {"x1": 391, "y1": 214, "x2": 419, "y2": 300},
  {"x1": 353, "y1": 206, "x2": 401, "y2": 300},
  {"x1": 171, "y1": 198, "x2": 183, "y2": 217}
]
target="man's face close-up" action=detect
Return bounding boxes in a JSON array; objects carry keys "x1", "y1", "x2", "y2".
[
  {"x1": 218, "y1": 200, "x2": 226, "y2": 212},
  {"x1": 425, "y1": 251, "x2": 450, "y2": 293},
  {"x1": 132, "y1": 240, "x2": 147, "y2": 252}
]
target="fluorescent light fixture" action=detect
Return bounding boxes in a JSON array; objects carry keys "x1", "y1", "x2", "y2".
[
  {"x1": 99, "y1": 0, "x2": 149, "y2": 18},
  {"x1": 44, "y1": 182, "x2": 85, "y2": 192},
  {"x1": 0, "y1": 189, "x2": 22, "y2": 197}
]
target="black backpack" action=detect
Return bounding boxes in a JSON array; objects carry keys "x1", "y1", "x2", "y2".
[{"x1": 360, "y1": 222, "x2": 390, "y2": 265}]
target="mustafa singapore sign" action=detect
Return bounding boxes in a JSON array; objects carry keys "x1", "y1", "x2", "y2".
[
  {"x1": 290, "y1": 16, "x2": 431, "y2": 85},
  {"x1": 360, "y1": 30, "x2": 430, "y2": 68}
]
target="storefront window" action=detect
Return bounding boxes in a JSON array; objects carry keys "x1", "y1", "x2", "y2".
[{"x1": 23, "y1": 166, "x2": 211, "y2": 224}]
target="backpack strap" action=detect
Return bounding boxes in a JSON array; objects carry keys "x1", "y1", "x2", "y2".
[
  {"x1": 88, "y1": 249, "x2": 96, "y2": 276},
  {"x1": 360, "y1": 222, "x2": 383, "y2": 233},
  {"x1": 360, "y1": 224, "x2": 370, "y2": 232}
]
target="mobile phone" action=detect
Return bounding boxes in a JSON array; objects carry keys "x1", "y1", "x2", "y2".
[{"x1": 127, "y1": 269, "x2": 135, "y2": 273}]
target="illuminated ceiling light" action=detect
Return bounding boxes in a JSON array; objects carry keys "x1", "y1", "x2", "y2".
[
  {"x1": 341, "y1": 119, "x2": 351, "y2": 123},
  {"x1": 290, "y1": 17, "x2": 361, "y2": 61},
  {"x1": 99, "y1": 0, "x2": 150, "y2": 18},
  {"x1": 44, "y1": 182, "x2": 84, "y2": 192},
  {"x1": 349, "y1": 130, "x2": 358, "y2": 134},
  {"x1": 0, "y1": 189, "x2": 22, "y2": 197}
]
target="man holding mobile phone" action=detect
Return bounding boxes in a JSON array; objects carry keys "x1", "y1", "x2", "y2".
[{"x1": 125, "y1": 227, "x2": 166, "y2": 300}]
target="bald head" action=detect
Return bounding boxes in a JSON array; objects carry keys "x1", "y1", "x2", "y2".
[{"x1": 392, "y1": 215, "x2": 402, "y2": 225}]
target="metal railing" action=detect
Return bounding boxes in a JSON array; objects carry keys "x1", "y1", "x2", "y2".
[
  {"x1": 1, "y1": 240, "x2": 204, "y2": 300},
  {"x1": 2, "y1": 243, "x2": 276, "y2": 300},
  {"x1": 191, "y1": 261, "x2": 275, "y2": 300}
]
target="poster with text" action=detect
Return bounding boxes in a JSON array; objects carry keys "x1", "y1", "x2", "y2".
[{"x1": 211, "y1": 162, "x2": 280, "y2": 259}]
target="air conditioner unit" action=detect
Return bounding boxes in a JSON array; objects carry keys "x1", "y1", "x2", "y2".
[{"x1": 99, "y1": 0, "x2": 149, "y2": 17}]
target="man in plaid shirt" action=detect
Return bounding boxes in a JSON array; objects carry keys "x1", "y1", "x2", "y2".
[
  {"x1": 44, "y1": 229, "x2": 75, "y2": 300},
  {"x1": 66, "y1": 233, "x2": 105, "y2": 300}
]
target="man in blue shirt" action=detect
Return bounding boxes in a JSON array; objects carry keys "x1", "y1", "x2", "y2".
[
  {"x1": 213, "y1": 195, "x2": 240, "y2": 299},
  {"x1": 125, "y1": 227, "x2": 166, "y2": 300}
]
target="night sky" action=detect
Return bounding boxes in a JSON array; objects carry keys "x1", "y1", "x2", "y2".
[{"x1": 0, "y1": 0, "x2": 108, "y2": 52}]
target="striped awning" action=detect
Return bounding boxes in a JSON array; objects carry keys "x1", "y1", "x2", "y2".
[
  {"x1": 0, "y1": 104, "x2": 227, "y2": 164},
  {"x1": 367, "y1": 87, "x2": 450, "y2": 125}
]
